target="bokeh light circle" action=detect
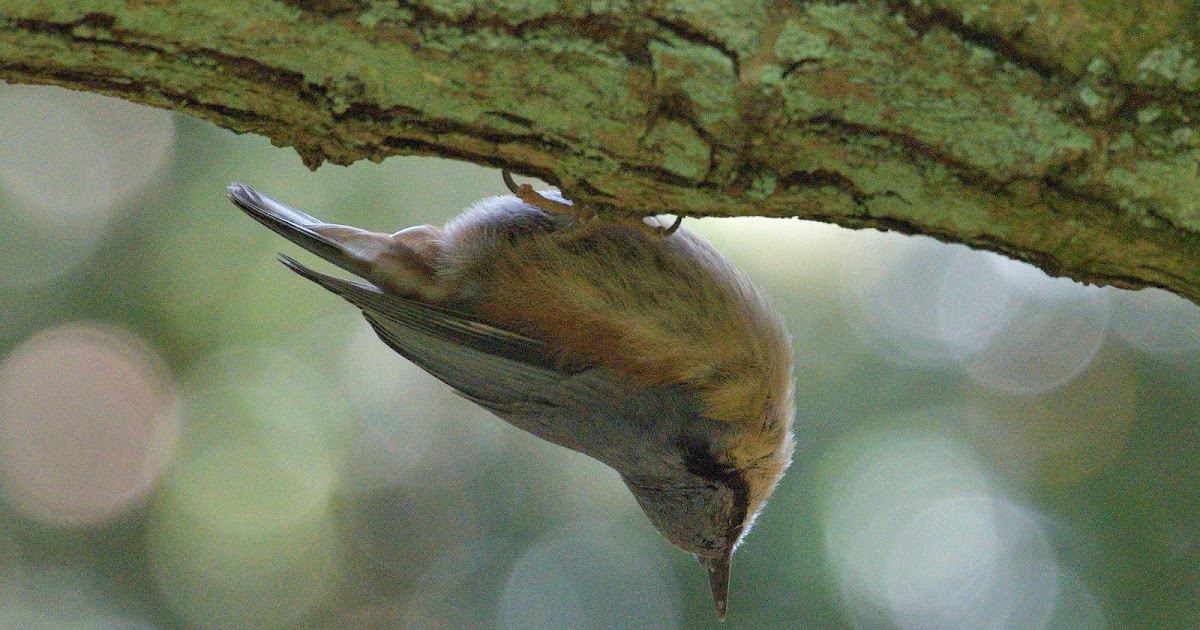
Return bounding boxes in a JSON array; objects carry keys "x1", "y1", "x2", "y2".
[
  {"x1": 500, "y1": 520, "x2": 680, "y2": 629},
  {"x1": 818, "y1": 424, "x2": 994, "y2": 608},
  {"x1": 339, "y1": 319, "x2": 508, "y2": 493},
  {"x1": 966, "y1": 348, "x2": 1137, "y2": 486},
  {"x1": 817, "y1": 420, "x2": 1065, "y2": 628},
  {"x1": 962, "y1": 255, "x2": 1112, "y2": 395},
  {"x1": 388, "y1": 537, "x2": 515, "y2": 629},
  {"x1": 149, "y1": 443, "x2": 341, "y2": 629},
  {"x1": 0, "y1": 323, "x2": 180, "y2": 527},
  {"x1": 148, "y1": 343, "x2": 345, "y2": 628},
  {"x1": 0, "y1": 84, "x2": 173, "y2": 220},
  {"x1": 1111, "y1": 287, "x2": 1200, "y2": 359},
  {"x1": 934, "y1": 248, "x2": 1023, "y2": 357},
  {"x1": 885, "y1": 496, "x2": 1060, "y2": 630},
  {"x1": 841, "y1": 232, "x2": 1111, "y2": 394},
  {"x1": 0, "y1": 84, "x2": 174, "y2": 287},
  {"x1": 842, "y1": 234, "x2": 984, "y2": 367}
]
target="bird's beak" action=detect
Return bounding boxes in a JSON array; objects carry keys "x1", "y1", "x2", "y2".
[{"x1": 700, "y1": 547, "x2": 733, "y2": 621}]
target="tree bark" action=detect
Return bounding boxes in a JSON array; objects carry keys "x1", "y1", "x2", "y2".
[{"x1": 2, "y1": 1, "x2": 1197, "y2": 303}]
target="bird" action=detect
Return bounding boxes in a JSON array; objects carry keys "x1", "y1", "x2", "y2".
[{"x1": 227, "y1": 173, "x2": 795, "y2": 620}]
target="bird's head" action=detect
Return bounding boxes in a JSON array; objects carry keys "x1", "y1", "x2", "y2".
[{"x1": 622, "y1": 409, "x2": 794, "y2": 620}]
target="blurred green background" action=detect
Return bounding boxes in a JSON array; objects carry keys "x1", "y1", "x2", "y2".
[{"x1": 0, "y1": 82, "x2": 1197, "y2": 629}]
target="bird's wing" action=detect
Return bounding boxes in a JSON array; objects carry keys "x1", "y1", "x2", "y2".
[
  {"x1": 282, "y1": 256, "x2": 701, "y2": 471},
  {"x1": 279, "y1": 254, "x2": 572, "y2": 411}
]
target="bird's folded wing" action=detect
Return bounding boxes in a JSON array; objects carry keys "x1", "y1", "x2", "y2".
[
  {"x1": 279, "y1": 254, "x2": 701, "y2": 468},
  {"x1": 278, "y1": 254, "x2": 571, "y2": 411}
]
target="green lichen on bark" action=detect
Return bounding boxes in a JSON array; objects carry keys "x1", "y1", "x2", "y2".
[{"x1": 0, "y1": 0, "x2": 1197, "y2": 304}]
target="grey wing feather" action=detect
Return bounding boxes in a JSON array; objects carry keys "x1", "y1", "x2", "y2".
[
  {"x1": 278, "y1": 254, "x2": 571, "y2": 411},
  {"x1": 279, "y1": 255, "x2": 699, "y2": 469}
]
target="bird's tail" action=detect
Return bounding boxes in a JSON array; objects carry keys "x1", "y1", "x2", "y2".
[
  {"x1": 227, "y1": 183, "x2": 442, "y2": 299},
  {"x1": 227, "y1": 183, "x2": 371, "y2": 277}
]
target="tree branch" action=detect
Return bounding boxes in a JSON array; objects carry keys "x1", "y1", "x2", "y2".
[{"x1": 2, "y1": 1, "x2": 1197, "y2": 302}]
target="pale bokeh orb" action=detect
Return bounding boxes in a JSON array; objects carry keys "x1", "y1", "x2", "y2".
[
  {"x1": 0, "y1": 323, "x2": 180, "y2": 527},
  {"x1": 0, "y1": 84, "x2": 174, "y2": 287},
  {"x1": 1111, "y1": 287, "x2": 1200, "y2": 359},
  {"x1": 500, "y1": 520, "x2": 680, "y2": 629}
]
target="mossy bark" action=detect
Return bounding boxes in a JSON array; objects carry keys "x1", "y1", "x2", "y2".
[{"x1": 2, "y1": 0, "x2": 1197, "y2": 302}]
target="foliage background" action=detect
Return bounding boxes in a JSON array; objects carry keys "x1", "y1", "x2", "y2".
[{"x1": 0, "y1": 84, "x2": 1197, "y2": 629}]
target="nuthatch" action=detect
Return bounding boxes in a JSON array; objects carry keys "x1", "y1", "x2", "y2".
[{"x1": 227, "y1": 174, "x2": 795, "y2": 620}]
